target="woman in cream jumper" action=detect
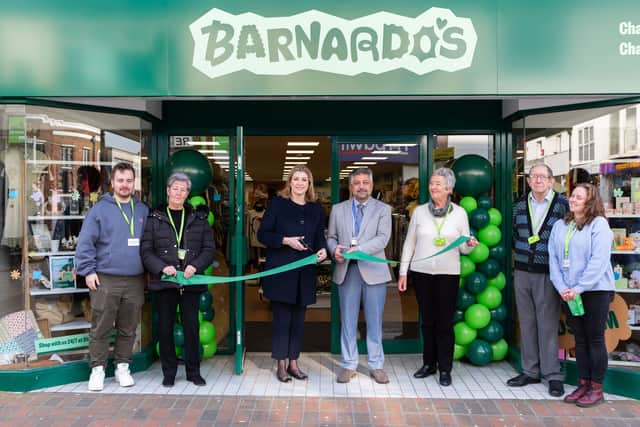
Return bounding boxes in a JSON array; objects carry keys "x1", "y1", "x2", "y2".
[{"x1": 397, "y1": 167, "x2": 477, "y2": 386}]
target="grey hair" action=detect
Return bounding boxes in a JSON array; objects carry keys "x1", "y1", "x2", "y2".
[
  {"x1": 432, "y1": 167, "x2": 456, "y2": 191},
  {"x1": 349, "y1": 167, "x2": 373, "y2": 184},
  {"x1": 166, "y1": 172, "x2": 192, "y2": 192},
  {"x1": 528, "y1": 163, "x2": 553, "y2": 178}
]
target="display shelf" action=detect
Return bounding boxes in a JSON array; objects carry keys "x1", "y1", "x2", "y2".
[
  {"x1": 30, "y1": 288, "x2": 89, "y2": 296},
  {"x1": 28, "y1": 215, "x2": 85, "y2": 220},
  {"x1": 49, "y1": 320, "x2": 91, "y2": 332},
  {"x1": 616, "y1": 288, "x2": 640, "y2": 293},
  {"x1": 29, "y1": 251, "x2": 75, "y2": 257}
]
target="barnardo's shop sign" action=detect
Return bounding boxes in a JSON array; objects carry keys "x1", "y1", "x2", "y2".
[{"x1": 190, "y1": 7, "x2": 477, "y2": 79}]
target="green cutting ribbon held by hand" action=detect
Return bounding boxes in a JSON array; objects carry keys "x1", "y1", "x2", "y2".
[{"x1": 162, "y1": 236, "x2": 470, "y2": 286}]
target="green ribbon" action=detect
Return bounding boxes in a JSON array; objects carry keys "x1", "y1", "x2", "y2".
[{"x1": 163, "y1": 236, "x2": 470, "y2": 286}]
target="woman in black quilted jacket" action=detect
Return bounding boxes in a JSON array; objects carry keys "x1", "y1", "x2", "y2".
[{"x1": 141, "y1": 172, "x2": 215, "y2": 388}]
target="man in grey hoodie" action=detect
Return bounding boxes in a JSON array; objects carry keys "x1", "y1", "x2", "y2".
[{"x1": 76, "y1": 162, "x2": 149, "y2": 391}]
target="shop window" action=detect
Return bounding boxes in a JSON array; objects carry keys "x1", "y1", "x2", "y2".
[
  {"x1": 625, "y1": 107, "x2": 638, "y2": 152},
  {"x1": 578, "y1": 125, "x2": 595, "y2": 162}
]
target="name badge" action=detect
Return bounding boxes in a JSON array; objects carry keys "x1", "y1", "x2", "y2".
[
  {"x1": 562, "y1": 258, "x2": 570, "y2": 269},
  {"x1": 128, "y1": 238, "x2": 140, "y2": 247},
  {"x1": 433, "y1": 237, "x2": 446, "y2": 246},
  {"x1": 178, "y1": 248, "x2": 186, "y2": 260},
  {"x1": 528, "y1": 235, "x2": 540, "y2": 245},
  {"x1": 350, "y1": 238, "x2": 358, "y2": 247}
]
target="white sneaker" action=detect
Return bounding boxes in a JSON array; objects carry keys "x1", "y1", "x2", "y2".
[
  {"x1": 88, "y1": 366, "x2": 105, "y2": 391},
  {"x1": 115, "y1": 363, "x2": 135, "y2": 387}
]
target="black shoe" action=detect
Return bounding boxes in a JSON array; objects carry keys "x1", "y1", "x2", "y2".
[
  {"x1": 287, "y1": 366, "x2": 308, "y2": 380},
  {"x1": 439, "y1": 371, "x2": 452, "y2": 387},
  {"x1": 413, "y1": 365, "x2": 437, "y2": 379},
  {"x1": 187, "y1": 374, "x2": 206, "y2": 386},
  {"x1": 277, "y1": 366, "x2": 292, "y2": 383},
  {"x1": 549, "y1": 380, "x2": 565, "y2": 397},
  {"x1": 507, "y1": 373, "x2": 541, "y2": 387},
  {"x1": 162, "y1": 376, "x2": 175, "y2": 387}
]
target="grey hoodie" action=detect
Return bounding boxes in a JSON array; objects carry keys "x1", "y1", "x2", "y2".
[{"x1": 76, "y1": 193, "x2": 149, "y2": 276}]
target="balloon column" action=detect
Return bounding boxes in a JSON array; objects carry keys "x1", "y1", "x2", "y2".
[
  {"x1": 156, "y1": 149, "x2": 218, "y2": 360},
  {"x1": 451, "y1": 155, "x2": 508, "y2": 365}
]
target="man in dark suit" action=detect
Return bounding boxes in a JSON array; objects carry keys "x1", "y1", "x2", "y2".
[{"x1": 327, "y1": 168, "x2": 392, "y2": 384}]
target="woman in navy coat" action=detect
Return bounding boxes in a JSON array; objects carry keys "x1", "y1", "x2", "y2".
[{"x1": 258, "y1": 165, "x2": 327, "y2": 382}]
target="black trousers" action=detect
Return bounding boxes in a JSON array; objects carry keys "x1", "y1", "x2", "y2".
[
  {"x1": 155, "y1": 289, "x2": 201, "y2": 379},
  {"x1": 564, "y1": 291, "x2": 614, "y2": 384},
  {"x1": 413, "y1": 272, "x2": 459, "y2": 373},
  {"x1": 271, "y1": 301, "x2": 306, "y2": 360}
]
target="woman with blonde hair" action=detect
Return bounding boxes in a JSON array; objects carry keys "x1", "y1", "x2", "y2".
[{"x1": 258, "y1": 165, "x2": 327, "y2": 382}]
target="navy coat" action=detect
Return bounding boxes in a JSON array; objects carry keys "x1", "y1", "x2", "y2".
[{"x1": 258, "y1": 196, "x2": 327, "y2": 305}]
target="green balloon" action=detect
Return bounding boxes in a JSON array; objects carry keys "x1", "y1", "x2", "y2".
[
  {"x1": 459, "y1": 256, "x2": 476, "y2": 278},
  {"x1": 460, "y1": 196, "x2": 478, "y2": 214},
  {"x1": 464, "y1": 304, "x2": 491, "y2": 329},
  {"x1": 456, "y1": 288, "x2": 476, "y2": 310},
  {"x1": 477, "y1": 286, "x2": 503, "y2": 309},
  {"x1": 468, "y1": 242, "x2": 490, "y2": 264},
  {"x1": 490, "y1": 304, "x2": 507, "y2": 322},
  {"x1": 489, "y1": 244, "x2": 507, "y2": 261},
  {"x1": 465, "y1": 272, "x2": 488, "y2": 294},
  {"x1": 155, "y1": 341, "x2": 160, "y2": 357},
  {"x1": 155, "y1": 341, "x2": 182, "y2": 357},
  {"x1": 207, "y1": 211, "x2": 215, "y2": 226},
  {"x1": 488, "y1": 208, "x2": 503, "y2": 226},
  {"x1": 467, "y1": 339, "x2": 493, "y2": 366},
  {"x1": 453, "y1": 309, "x2": 464, "y2": 323},
  {"x1": 166, "y1": 149, "x2": 213, "y2": 194},
  {"x1": 201, "y1": 306, "x2": 214, "y2": 321},
  {"x1": 487, "y1": 272, "x2": 506, "y2": 290},
  {"x1": 469, "y1": 208, "x2": 490, "y2": 230},
  {"x1": 454, "y1": 322, "x2": 477, "y2": 346},
  {"x1": 478, "y1": 320, "x2": 504, "y2": 342},
  {"x1": 459, "y1": 277, "x2": 465, "y2": 289},
  {"x1": 204, "y1": 265, "x2": 213, "y2": 276},
  {"x1": 173, "y1": 323, "x2": 184, "y2": 346},
  {"x1": 477, "y1": 224, "x2": 502, "y2": 247},
  {"x1": 477, "y1": 196, "x2": 492, "y2": 210},
  {"x1": 453, "y1": 344, "x2": 467, "y2": 361},
  {"x1": 202, "y1": 341, "x2": 217, "y2": 358},
  {"x1": 477, "y1": 259, "x2": 501, "y2": 279},
  {"x1": 451, "y1": 154, "x2": 493, "y2": 197},
  {"x1": 199, "y1": 321, "x2": 216, "y2": 344},
  {"x1": 198, "y1": 311, "x2": 203, "y2": 323},
  {"x1": 189, "y1": 195, "x2": 207, "y2": 208},
  {"x1": 198, "y1": 291, "x2": 212, "y2": 311},
  {"x1": 491, "y1": 338, "x2": 509, "y2": 361},
  {"x1": 469, "y1": 227, "x2": 478, "y2": 238}
]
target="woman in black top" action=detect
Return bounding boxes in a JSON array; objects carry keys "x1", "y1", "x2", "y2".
[
  {"x1": 141, "y1": 172, "x2": 215, "y2": 387},
  {"x1": 258, "y1": 165, "x2": 327, "y2": 382}
]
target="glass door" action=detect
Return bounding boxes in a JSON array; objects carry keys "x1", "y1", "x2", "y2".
[{"x1": 332, "y1": 136, "x2": 427, "y2": 353}]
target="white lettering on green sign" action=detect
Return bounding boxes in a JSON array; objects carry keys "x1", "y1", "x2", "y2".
[{"x1": 190, "y1": 8, "x2": 477, "y2": 79}]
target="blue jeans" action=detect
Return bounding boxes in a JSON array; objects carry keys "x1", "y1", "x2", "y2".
[{"x1": 338, "y1": 262, "x2": 387, "y2": 370}]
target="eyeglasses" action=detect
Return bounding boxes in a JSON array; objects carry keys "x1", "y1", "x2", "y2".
[{"x1": 528, "y1": 174, "x2": 551, "y2": 181}]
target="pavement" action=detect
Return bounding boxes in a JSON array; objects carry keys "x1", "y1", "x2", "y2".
[{"x1": 0, "y1": 352, "x2": 638, "y2": 426}]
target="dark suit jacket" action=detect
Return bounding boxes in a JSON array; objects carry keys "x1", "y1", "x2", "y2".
[{"x1": 258, "y1": 197, "x2": 327, "y2": 305}]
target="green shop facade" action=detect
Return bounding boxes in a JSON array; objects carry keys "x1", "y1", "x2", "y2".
[{"x1": 0, "y1": 0, "x2": 639, "y2": 397}]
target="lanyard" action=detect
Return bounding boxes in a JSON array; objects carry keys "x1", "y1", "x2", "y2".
[
  {"x1": 352, "y1": 200, "x2": 364, "y2": 236},
  {"x1": 166, "y1": 206, "x2": 185, "y2": 245},
  {"x1": 432, "y1": 206, "x2": 452, "y2": 236},
  {"x1": 527, "y1": 190, "x2": 553, "y2": 234},
  {"x1": 564, "y1": 221, "x2": 577, "y2": 258},
  {"x1": 115, "y1": 199, "x2": 135, "y2": 237}
]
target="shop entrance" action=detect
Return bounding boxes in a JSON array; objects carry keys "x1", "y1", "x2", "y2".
[{"x1": 243, "y1": 136, "x2": 333, "y2": 352}]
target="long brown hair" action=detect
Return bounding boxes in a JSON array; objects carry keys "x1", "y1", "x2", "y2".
[
  {"x1": 564, "y1": 183, "x2": 605, "y2": 230},
  {"x1": 278, "y1": 165, "x2": 317, "y2": 202}
]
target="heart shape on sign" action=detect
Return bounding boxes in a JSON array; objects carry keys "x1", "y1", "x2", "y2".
[{"x1": 437, "y1": 18, "x2": 447, "y2": 29}]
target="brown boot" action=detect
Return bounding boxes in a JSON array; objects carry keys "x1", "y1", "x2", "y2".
[
  {"x1": 576, "y1": 381, "x2": 604, "y2": 407},
  {"x1": 564, "y1": 379, "x2": 590, "y2": 404}
]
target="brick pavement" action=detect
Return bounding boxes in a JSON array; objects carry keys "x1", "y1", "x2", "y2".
[{"x1": 0, "y1": 392, "x2": 639, "y2": 426}]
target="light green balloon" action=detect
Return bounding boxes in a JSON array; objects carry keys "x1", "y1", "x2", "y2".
[
  {"x1": 488, "y1": 208, "x2": 503, "y2": 226},
  {"x1": 468, "y1": 242, "x2": 490, "y2": 264},
  {"x1": 477, "y1": 224, "x2": 502, "y2": 247},
  {"x1": 199, "y1": 321, "x2": 216, "y2": 344},
  {"x1": 454, "y1": 321, "x2": 477, "y2": 346},
  {"x1": 202, "y1": 341, "x2": 217, "y2": 358},
  {"x1": 460, "y1": 256, "x2": 476, "y2": 278},
  {"x1": 189, "y1": 195, "x2": 207, "y2": 208},
  {"x1": 477, "y1": 286, "x2": 503, "y2": 309},
  {"x1": 491, "y1": 338, "x2": 509, "y2": 361},
  {"x1": 464, "y1": 304, "x2": 491, "y2": 329},
  {"x1": 487, "y1": 272, "x2": 506, "y2": 290},
  {"x1": 453, "y1": 344, "x2": 467, "y2": 360},
  {"x1": 460, "y1": 196, "x2": 478, "y2": 214}
]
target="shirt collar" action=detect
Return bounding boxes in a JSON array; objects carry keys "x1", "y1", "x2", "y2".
[
  {"x1": 352, "y1": 197, "x2": 370, "y2": 207},
  {"x1": 529, "y1": 189, "x2": 554, "y2": 204}
]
